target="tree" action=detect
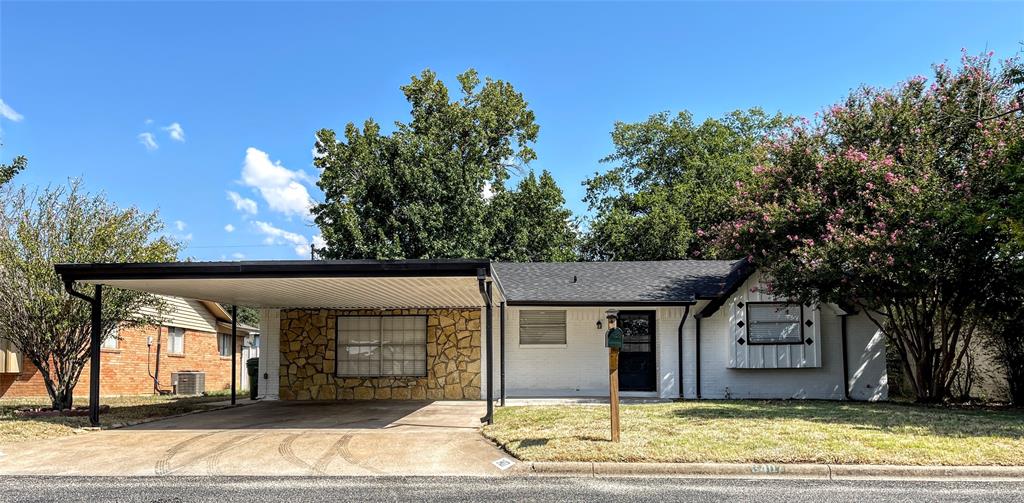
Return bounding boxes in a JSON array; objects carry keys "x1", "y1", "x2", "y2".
[
  {"x1": 487, "y1": 170, "x2": 579, "y2": 262},
  {"x1": 0, "y1": 181, "x2": 179, "y2": 410},
  {"x1": 582, "y1": 109, "x2": 790, "y2": 260},
  {"x1": 219, "y1": 304, "x2": 260, "y2": 328},
  {"x1": 717, "y1": 52, "x2": 1024, "y2": 403},
  {"x1": 1, "y1": 142, "x2": 26, "y2": 188},
  {"x1": 313, "y1": 68, "x2": 539, "y2": 259}
]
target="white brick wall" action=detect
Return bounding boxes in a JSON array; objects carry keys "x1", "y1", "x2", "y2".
[
  {"x1": 497, "y1": 306, "x2": 686, "y2": 398},
  {"x1": 493, "y1": 285, "x2": 887, "y2": 401},
  {"x1": 685, "y1": 277, "x2": 888, "y2": 401}
]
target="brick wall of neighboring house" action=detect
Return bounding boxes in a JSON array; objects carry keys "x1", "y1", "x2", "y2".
[{"x1": 0, "y1": 324, "x2": 243, "y2": 399}]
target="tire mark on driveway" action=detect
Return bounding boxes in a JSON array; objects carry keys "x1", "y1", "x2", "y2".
[{"x1": 154, "y1": 431, "x2": 221, "y2": 476}]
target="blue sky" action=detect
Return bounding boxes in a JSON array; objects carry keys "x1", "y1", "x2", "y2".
[{"x1": 1, "y1": 1, "x2": 1020, "y2": 260}]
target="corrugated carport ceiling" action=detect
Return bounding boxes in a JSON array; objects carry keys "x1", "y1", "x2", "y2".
[{"x1": 92, "y1": 276, "x2": 485, "y2": 309}]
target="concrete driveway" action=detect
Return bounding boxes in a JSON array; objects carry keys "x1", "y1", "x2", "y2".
[{"x1": 0, "y1": 401, "x2": 509, "y2": 476}]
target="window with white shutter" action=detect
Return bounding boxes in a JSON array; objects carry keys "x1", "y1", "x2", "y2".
[
  {"x1": 746, "y1": 303, "x2": 803, "y2": 344},
  {"x1": 519, "y1": 310, "x2": 567, "y2": 345}
]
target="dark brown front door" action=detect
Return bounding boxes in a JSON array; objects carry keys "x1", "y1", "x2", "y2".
[{"x1": 617, "y1": 311, "x2": 656, "y2": 392}]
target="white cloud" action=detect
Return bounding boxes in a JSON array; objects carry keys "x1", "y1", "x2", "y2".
[
  {"x1": 241, "y1": 147, "x2": 315, "y2": 219},
  {"x1": 144, "y1": 118, "x2": 154, "y2": 125},
  {"x1": 138, "y1": 132, "x2": 158, "y2": 151},
  {"x1": 482, "y1": 181, "x2": 495, "y2": 200},
  {"x1": 312, "y1": 234, "x2": 327, "y2": 249},
  {"x1": 163, "y1": 122, "x2": 185, "y2": 142},
  {"x1": 0, "y1": 99, "x2": 23, "y2": 122},
  {"x1": 231, "y1": 252, "x2": 246, "y2": 260},
  {"x1": 224, "y1": 223, "x2": 235, "y2": 233},
  {"x1": 227, "y1": 191, "x2": 258, "y2": 215},
  {"x1": 174, "y1": 220, "x2": 187, "y2": 231},
  {"x1": 253, "y1": 220, "x2": 309, "y2": 257}
]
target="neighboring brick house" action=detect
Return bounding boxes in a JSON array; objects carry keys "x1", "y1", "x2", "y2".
[{"x1": 0, "y1": 296, "x2": 257, "y2": 399}]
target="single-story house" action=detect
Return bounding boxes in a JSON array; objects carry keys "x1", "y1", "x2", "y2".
[
  {"x1": 53, "y1": 259, "x2": 887, "y2": 424},
  {"x1": 0, "y1": 296, "x2": 258, "y2": 399}
]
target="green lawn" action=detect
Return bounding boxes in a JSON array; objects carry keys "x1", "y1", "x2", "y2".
[
  {"x1": 0, "y1": 392, "x2": 232, "y2": 445},
  {"x1": 483, "y1": 401, "x2": 1024, "y2": 466}
]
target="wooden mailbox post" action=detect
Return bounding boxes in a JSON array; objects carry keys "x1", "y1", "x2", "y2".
[{"x1": 605, "y1": 310, "x2": 624, "y2": 443}]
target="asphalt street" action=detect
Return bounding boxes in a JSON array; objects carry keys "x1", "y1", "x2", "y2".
[{"x1": 1, "y1": 476, "x2": 1023, "y2": 502}]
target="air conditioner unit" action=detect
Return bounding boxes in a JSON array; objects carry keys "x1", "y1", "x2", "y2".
[{"x1": 171, "y1": 371, "x2": 206, "y2": 396}]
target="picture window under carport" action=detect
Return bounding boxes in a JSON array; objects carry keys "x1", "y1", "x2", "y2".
[{"x1": 336, "y1": 315, "x2": 428, "y2": 377}]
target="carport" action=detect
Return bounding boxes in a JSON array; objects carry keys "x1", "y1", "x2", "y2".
[{"x1": 54, "y1": 260, "x2": 506, "y2": 427}]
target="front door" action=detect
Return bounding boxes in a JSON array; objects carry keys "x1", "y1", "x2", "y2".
[{"x1": 617, "y1": 311, "x2": 656, "y2": 392}]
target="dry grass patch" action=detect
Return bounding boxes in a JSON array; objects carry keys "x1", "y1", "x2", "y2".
[
  {"x1": 0, "y1": 392, "x2": 231, "y2": 445},
  {"x1": 483, "y1": 401, "x2": 1024, "y2": 466}
]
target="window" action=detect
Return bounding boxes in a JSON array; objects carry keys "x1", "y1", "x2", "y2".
[
  {"x1": 101, "y1": 325, "x2": 119, "y2": 350},
  {"x1": 167, "y1": 327, "x2": 185, "y2": 354},
  {"x1": 218, "y1": 333, "x2": 232, "y2": 357},
  {"x1": 746, "y1": 303, "x2": 802, "y2": 344},
  {"x1": 519, "y1": 310, "x2": 566, "y2": 345},
  {"x1": 337, "y1": 316, "x2": 427, "y2": 377}
]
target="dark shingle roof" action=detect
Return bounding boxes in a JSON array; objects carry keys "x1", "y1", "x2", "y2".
[{"x1": 492, "y1": 260, "x2": 752, "y2": 305}]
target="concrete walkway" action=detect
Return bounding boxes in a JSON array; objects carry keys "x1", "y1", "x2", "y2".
[{"x1": 0, "y1": 401, "x2": 509, "y2": 476}]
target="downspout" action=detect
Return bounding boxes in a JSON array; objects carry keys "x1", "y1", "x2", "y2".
[
  {"x1": 695, "y1": 314, "x2": 702, "y2": 400},
  {"x1": 676, "y1": 304, "x2": 690, "y2": 399},
  {"x1": 63, "y1": 280, "x2": 102, "y2": 427},
  {"x1": 153, "y1": 326, "x2": 163, "y2": 394},
  {"x1": 477, "y1": 269, "x2": 493, "y2": 425},
  {"x1": 841, "y1": 313, "x2": 852, "y2": 401},
  {"x1": 499, "y1": 301, "x2": 506, "y2": 407}
]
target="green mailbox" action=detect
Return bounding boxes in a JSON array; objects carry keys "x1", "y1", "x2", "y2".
[{"x1": 605, "y1": 327, "x2": 624, "y2": 349}]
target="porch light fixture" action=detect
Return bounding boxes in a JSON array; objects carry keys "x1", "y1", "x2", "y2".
[{"x1": 596, "y1": 320, "x2": 603, "y2": 330}]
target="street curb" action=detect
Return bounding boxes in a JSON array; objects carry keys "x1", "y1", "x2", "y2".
[{"x1": 517, "y1": 461, "x2": 1024, "y2": 481}]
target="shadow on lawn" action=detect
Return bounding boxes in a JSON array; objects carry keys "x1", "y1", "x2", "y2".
[{"x1": 669, "y1": 401, "x2": 1024, "y2": 439}]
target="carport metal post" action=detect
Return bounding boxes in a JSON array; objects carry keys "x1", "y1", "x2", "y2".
[
  {"x1": 63, "y1": 281, "x2": 102, "y2": 427},
  {"x1": 231, "y1": 305, "x2": 237, "y2": 405}
]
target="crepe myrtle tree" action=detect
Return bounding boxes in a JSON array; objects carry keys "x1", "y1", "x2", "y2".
[
  {"x1": 0, "y1": 181, "x2": 179, "y2": 410},
  {"x1": 716, "y1": 52, "x2": 1024, "y2": 403}
]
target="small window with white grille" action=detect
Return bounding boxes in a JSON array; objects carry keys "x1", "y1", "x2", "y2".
[
  {"x1": 519, "y1": 310, "x2": 567, "y2": 345},
  {"x1": 746, "y1": 303, "x2": 803, "y2": 344},
  {"x1": 102, "y1": 325, "x2": 119, "y2": 350},
  {"x1": 218, "y1": 333, "x2": 232, "y2": 357},
  {"x1": 167, "y1": 326, "x2": 185, "y2": 354}
]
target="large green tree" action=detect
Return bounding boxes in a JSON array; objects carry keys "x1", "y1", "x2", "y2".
[
  {"x1": 0, "y1": 181, "x2": 179, "y2": 410},
  {"x1": 487, "y1": 170, "x2": 579, "y2": 262},
  {"x1": 582, "y1": 109, "x2": 790, "y2": 260},
  {"x1": 717, "y1": 53, "x2": 1024, "y2": 402},
  {"x1": 313, "y1": 69, "x2": 540, "y2": 259}
]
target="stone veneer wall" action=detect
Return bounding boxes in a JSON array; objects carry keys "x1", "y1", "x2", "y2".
[{"x1": 279, "y1": 308, "x2": 481, "y2": 400}]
